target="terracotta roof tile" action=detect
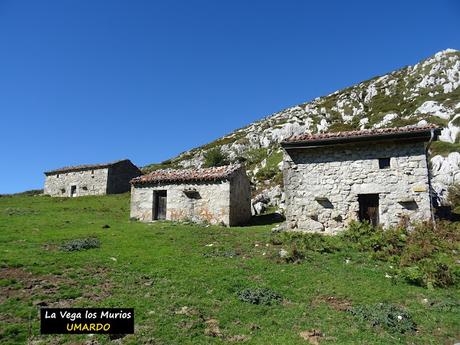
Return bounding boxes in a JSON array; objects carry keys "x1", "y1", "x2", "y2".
[
  {"x1": 282, "y1": 125, "x2": 440, "y2": 145},
  {"x1": 131, "y1": 164, "x2": 243, "y2": 185},
  {"x1": 44, "y1": 159, "x2": 132, "y2": 175}
]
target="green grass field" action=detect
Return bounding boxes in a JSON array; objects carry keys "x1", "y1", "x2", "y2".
[{"x1": 0, "y1": 194, "x2": 459, "y2": 344}]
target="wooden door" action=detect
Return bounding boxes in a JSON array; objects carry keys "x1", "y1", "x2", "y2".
[
  {"x1": 155, "y1": 191, "x2": 167, "y2": 220},
  {"x1": 358, "y1": 194, "x2": 379, "y2": 226}
]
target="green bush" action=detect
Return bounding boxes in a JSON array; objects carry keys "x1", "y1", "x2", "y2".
[
  {"x1": 255, "y1": 166, "x2": 278, "y2": 181},
  {"x1": 271, "y1": 221, "x2": 459, "y2": 288},
  {"x1": 244, "y1": 148, "x2": 267, "y2": 166},
  {"x1": 429, "y1": 297, "x2": 460, "y2": 312},
  {"x1": 203, "y1": 148, "x2": 229, "y2": 168},
  {"x1": 340, "y1": 221, "x2": 375, "y2": 244},
  {"x1": 417, "y1": 256, "x2": 459, "y2": 288},
  {"x1": 349, "y1": 303, "x2": 416, "y2": 334},
  {"x1": 60, "y1": 237, "x2": 101, "y2": 252},
  {"x1": 400, "y1": 266, "x2": 425, "y2": 286},
  {"x1": 401, "y1": 258, "x2": 459, "y2": 289},
  {"x1": 273, "y1": 232, "x2": 341, "y2": 254},
  {"x1": 237, "y1": 287, "x2": 282, "y2": 305}
]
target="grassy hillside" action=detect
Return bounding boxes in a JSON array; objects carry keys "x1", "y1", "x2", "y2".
[{"x1": 1, "y1": 194, "x2": 459, "y2": 344}]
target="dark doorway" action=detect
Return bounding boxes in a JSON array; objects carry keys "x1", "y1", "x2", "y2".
[
  {"x1": 358, "y1": 194, "x2": 379, "y2": 226},
  {"x1": 154, "y1": 190, "x2": 167, "y2": 220},
  {"x1": 70, "y1": 185, "x2": 77, "y2": 197}
]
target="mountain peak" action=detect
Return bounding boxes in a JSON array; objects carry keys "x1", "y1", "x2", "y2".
[{"x1": 435, "y1": 48, "x2": 459, "y2": 56}]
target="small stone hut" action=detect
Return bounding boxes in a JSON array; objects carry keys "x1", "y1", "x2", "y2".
[
  {"x1": 281, "y1": 125, "x2": 441, "y2": 233},
  {"x1": 44, "y1": 159, "x2": 141, "y2": 197},
  {"x1": 130, "y1": 164, "x2": 251, "y2": 226}
]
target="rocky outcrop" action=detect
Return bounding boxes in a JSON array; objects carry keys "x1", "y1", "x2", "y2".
[{"x1": 431, "y1": 152, "x2": 460, "y2": 205}]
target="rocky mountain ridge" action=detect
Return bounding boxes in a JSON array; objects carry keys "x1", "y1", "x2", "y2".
[{"x1": 144, "y1": 49, "x2": 460, "y2": 212}]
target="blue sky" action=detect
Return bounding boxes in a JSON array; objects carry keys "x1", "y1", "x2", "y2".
[{"x1": 0, "y1": 0, "x2": 459, "y2": 194}]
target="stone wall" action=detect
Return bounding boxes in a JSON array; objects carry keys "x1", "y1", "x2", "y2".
[
  {"x1": 107, "y1": 161, "x2": 141, "y2": 194},
  {"x1": 44, "y1": 168, "x2": 109, "y2": 197},
  {"x1": 283, "y1": 141, "x2": 432, "y2": 233},
  {"x1": 131, "y1": 170, "x2": 252, "y2": 226},
  {"x1": 130, "y1": 181, "x2": 232, "y2": 225}
]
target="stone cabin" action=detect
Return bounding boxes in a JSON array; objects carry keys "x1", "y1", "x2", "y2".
[
  {"x1": 44, "y1": 159, "x2": 141, "y2": 197},
  {"x1": 130, "y1": 164, "x2": 251, "y2": 226},
  {"x1": 281, "y1": 125, "x2": 441, "y2": 234}
]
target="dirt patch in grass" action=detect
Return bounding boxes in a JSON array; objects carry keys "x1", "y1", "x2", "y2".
[
  {"x1": 0, "y1": 266, "x2": 115, "y2": 307},
  {"x1": 299, "y1": 329, "x2": 324, "y2": 345},
  {"x1": 0, "y1": 267, "x2": 67, "y2": 305},
  {"x1": 204, "y1": 318, "x2": 223, "y2": 337},
  {"x1": 227, "y1": 334, "x2": 250, "y2": 342},
  {"x1": 312, "y1": 295, "x2": 352, "y2": 311},
  {"x1": 0, "y1": 312, "x2": 22, "y2": 324}
]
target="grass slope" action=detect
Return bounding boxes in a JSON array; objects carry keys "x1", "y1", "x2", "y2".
[{"x1": 0, "y1": 194, "x2": 459, "y2": 344}]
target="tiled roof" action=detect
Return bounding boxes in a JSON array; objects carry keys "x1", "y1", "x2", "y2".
[
  {"x1": 282, "y1": 125, "x2": 440, "y2": 145},
  {"x1": 44, "y1": 159, "x2": 131, "y2": 175},
  {"x1": 131, "y1": 164, "x2": 243, "y2": 185}
]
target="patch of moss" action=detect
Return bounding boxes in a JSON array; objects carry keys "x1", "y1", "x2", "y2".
[{"x1": 430, "y1": 141, "x2": 460, "y2": 157}]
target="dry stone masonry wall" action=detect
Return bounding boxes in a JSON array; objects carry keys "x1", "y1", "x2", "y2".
[
  {"x1": 130, "y1": 181, "x2": 232, "y2": 225},
  {"x1": 283, "y1": 141, "x2": 432, "y2": 233},
  {"x1": 44, "y1": 168, "x2": 109, "y2": 197}
]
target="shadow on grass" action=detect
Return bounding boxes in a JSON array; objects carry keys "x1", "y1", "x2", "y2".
[{"x1": 247, "y1": 212, "x2": 285, "y2": 226}]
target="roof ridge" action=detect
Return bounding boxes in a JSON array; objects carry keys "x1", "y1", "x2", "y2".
[
  {"x1": 44, "y1": 159, "x2": 132, "y2": 175},
  {"x1": 282, "y1": 125, "x2": 440, "y2": 144},
  {"x1": 131, "y1": 164, "x2": 243, "y2": 185}
]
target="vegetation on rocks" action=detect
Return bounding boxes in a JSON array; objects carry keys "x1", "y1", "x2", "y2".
[
  {"x1": 430, "y1": 141, "x2": 460, "y2": 157},
  {"x1": 203, "y1": 147, "x2": 229, "y2": 168}
]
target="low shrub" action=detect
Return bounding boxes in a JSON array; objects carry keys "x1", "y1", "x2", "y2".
[
  {"x1": 429, "y1": 297, "x2": 460, "y2": 312},
  {"x1": 255, "y1": 166, "x2": 278, "y2": 181},
  {"x1": 60, "y1": 237, "x2": 101, "y2": 252},
  {"x1": 237, "y1": 287, "x2": 282, "y2": 305},
  {"x1": 400, "y1": 256, "x2": 459, "y2": 288},
  {"x1": 342, "y1": 221, "x2": 459, "y2": 288},
  {"x1": 203, "y1": 148, "x2": 229, "y2": 168},
  {"x1": 272, "y1": 220, "x2": 459, "y2": 288},
  {"x1": 399, "y1": 266, "x2": 425, "y2": 287},
  {"x1": 340, "y1": 221, "x2": 375, "y2": 245},
  {"x1": 349, "y1": 303, "x2": 416, "y2": 334},
  {"x1": 273, "y1": 232, "x2": 342, "y2": 254}
]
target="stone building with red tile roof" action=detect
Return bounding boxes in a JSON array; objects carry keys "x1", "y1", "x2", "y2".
[
  {"x1": 281, "y1": 125, "x2": 441, "y2": 233},
  {"x1": 130, "y1": 164, "x2": 251, "y2": 226},
  {"x1": 44, "y1": 159, "x2": 141, "y2": 197}
]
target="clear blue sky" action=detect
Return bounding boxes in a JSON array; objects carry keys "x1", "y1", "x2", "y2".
[{"x1": 0, "y1": 0, "x2": 459, "y2": 194}]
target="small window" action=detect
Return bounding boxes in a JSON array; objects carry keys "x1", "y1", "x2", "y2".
[
  {"x1": 378, "y1": 158, "x2": 390, "y2": 169},
  {"x1": 61, "y1": 188, "x2": 65, "y2": 193}
]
